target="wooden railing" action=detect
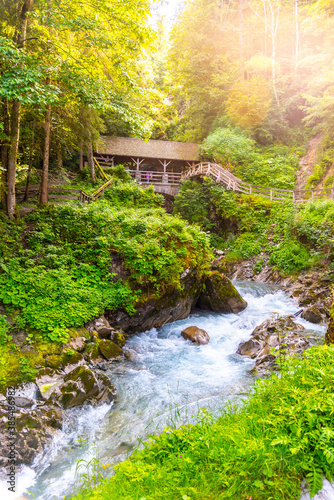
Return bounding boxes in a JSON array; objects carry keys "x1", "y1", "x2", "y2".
[
  {"x1": 127, "y1": 169, "x2": 182, "y2": 185},
  {"x1": 182, "y1": 162, "x2": 334, "y2": 203},
  {"x1": 79, "y1": 177, "x2": 114, "y2": 203}
]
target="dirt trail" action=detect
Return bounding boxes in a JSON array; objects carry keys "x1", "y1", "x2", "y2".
[{"x1": 295, "y1": 133, "x2": 323, "y2": 190}]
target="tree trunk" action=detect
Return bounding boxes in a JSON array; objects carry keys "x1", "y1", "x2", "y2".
[
  {"x1": 56, "y1": 148, "x2": 63, "y2": 170},
  {"x1": 23, "y1": 122, "x2": 35, "y2": 202},
  {"x1": 40, "y1": 102, "x2": 51, "y2": 204},
  {"x1": 79, "y1": 139, "x2": 84, "y2": 172},
  {"x1": 7, "y1": 100, "x2": 21, "y2": 219},
  {"x1": 87, "y1": 142, "x2": 95, "y2": 183},
  {"x1": 1, "y1": 98, "x2": 10, "y2": 210},
  {"x1": 6, "y1": 0, "x2": 34, "y2": 218}
]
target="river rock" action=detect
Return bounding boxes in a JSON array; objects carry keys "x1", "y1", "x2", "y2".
[
  {"x1": 237, "y1": 315, "x2": 309, "y2": 373},
  {"x1": 98, "y1": 339, "x2": 123, "y2": 360},
  {"x1": 92, "y1": 315, "x2": 116, "y2": 339},
  {"x1": 197, "y1": 272, "x2": 247, "y2": 313},
  {"x1": 301, "y1": 307, "x2": 323, "y2": 324},
  {"x1": 0, "y1": 403, "x2": 62, "y2": 467},
  {"x1": 35, "y1": 368, "x2": 64, "y2": 399},
  {"x1": 181, "y1": 326, "x2": 210, "y2": 345},
  {"x1": 66, "y1": 336, "x2": 87, "y2": 352},
  {"x1": 106, "y1": 265, "x2": 206, "y2": 333},
  {"x1": 325, "y1": 316, "x2": 334, "y2": 344},
  {"x1": 123, "y1": 348, "x2": 139, "y2": 362},
  {"x1": 48, "y1": 365, "x2": 117, "y2": 409}
]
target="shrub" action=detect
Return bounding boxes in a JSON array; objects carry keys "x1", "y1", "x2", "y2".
[{"x1": 200, "y1": 127, "x2": 299, "y2": 189}]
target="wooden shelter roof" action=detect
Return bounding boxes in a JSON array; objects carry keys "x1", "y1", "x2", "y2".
[{"x1": 97, "y1": 136, "x2": 200, "y2": 161}]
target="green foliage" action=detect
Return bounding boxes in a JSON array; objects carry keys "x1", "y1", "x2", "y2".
[
  {"x1": 104, "y1": 183, "x2": 164, "y2": 208},
  {"x1": 0, "y1": 315, "x2": 11, "y2": 345},
  {"x1": 0, "y1": 200, "x2": 211, "y2": 342},
  {"x1": 71, "y1": 345, "x2": 334, "y2": 500},
  {"x1": 269, "y1": 240, "x2": 314, "y2": 274},
  {"x1": 324, "y1": 175, "x2": 334, "y2": 188},
  {"x1": 174, "y1": 178, "x2": 327, "y2": 273},
  {"x1": 294, "y1": 200, "x2": 334, "y2": 254},
  {"x1": 306, "y1": 164, "x2": 327, "y2": 189},
  {"x1": 200, "y1": 128, "x2": 300, "y2": 189}
]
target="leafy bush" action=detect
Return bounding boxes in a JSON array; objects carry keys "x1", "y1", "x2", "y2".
[
  {"x1": 269, "y1": 239, "x2": 314, "y2": 273},
  {"x1": 294, "y1": 200, "x2": 334, "y2": 253},
  {"x1": 0, "y1": 315, "x2": 11, "y2": 345},
  {"x1": 200, "y1": 127, "x2": 299, "y2": 189},
  {"x1": 71, "y1": 345, "x2": 334, "y2": 500},
  {"x1": 324, "y1": 175, "x2": 334, "y2": 188},
  {"x1": 104, "y1": 183, "x2": 164, "y2": 208}
]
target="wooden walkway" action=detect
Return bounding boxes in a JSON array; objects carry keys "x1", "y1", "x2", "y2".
[{"x1": 181, "y1": 162, "x2": 334, "y2": 203}]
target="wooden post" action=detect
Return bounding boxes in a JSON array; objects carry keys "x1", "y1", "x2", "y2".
[
  {"x1": 250, "y1": 185, "x2": 252, "y2": 195},
  {"x1": 331, "y1": 189, "x2": 334, "y2": 201},
  {"x1": 158, "y1": 159, "x2": 172, "y2": 173},
  {"x1": 270, "y1": 189, "x2": 273, "y2": 201},
  {"x1": 131, "y1": 157, "x2": 144, "y2": 171}
]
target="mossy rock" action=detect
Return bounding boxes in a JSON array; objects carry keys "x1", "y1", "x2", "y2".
[
  {"x1": 197, "y1": 272, "x2": 247, "y2": 314},
  {"x1": 45, "y1": 354, "x2": 64, "y2": 370},
  {"x1": 114, "y1": 331, "x2": 126, "y2": 348},
  {"x1": 48, "y1": 365, "x2": 117, "y2": 409},
  {"x1": 86, "y1": 343, "x2": 104, "y2": 364},
  {"x1": 99, "y1": 339, "x2": 123, "y2": 360},
  {"x1": 45, "y1": 351, "x2": 84, "y2": 371},
  {"x1": 326, "y1": 313, "x2": 334, "y2": 345}
]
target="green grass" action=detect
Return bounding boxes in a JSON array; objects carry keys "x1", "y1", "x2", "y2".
[{"x1": 71, "y1": 344, "x2": 334, "y2": 500}]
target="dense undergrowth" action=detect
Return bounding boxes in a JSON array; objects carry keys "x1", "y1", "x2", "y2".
[
  {"x1": 72, "y1": 344, "x2": 334, "y2": 500},
  {"x1": 200, "y1": 128, "x2": 302, "y2": 189},
  {"x1": 174, "y1": 178, "x2": 334, "y2": 275},
  {"x1": 0, "y1": 177, "x2": 211, "y2": 390}
]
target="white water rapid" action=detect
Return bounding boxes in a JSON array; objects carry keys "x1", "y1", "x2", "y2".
[{"x1": 1, "y1": 281, "x2": 330, "y2": 500}]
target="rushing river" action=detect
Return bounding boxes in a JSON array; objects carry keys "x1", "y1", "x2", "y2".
[{"x1": 1, "y1": 281, "x2": 327, "y2": 500}]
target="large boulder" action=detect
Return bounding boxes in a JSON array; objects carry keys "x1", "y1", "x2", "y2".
[
  {"x1": 197, "y1": 272, "x2": 247, "y2": 314},
  {"x1": 48, "y1": 365, "x2": 117, "y2": 409},
  {"x1": 98, "y1": 339, "x2": 123, "y2": 360},
  {"x1": 36, "y1": 367, "x2": 64, "y2": 399},
  {"x1": 0, "y1": 403, "x2": 62, "y2": 467},
  {"x1": 237, "y1": 315, "x2": 309, "y2": 373},
  {"x1": 106, "y1": 266, "x2": 206, "y2": 333},
  {"x1": 93, "y1": 315, "x2": 116, "y2": 339},
  {"x1": 301, "y1": 307, "x2": 323, "y2": 324},
  {"x1": 181, "y1": 326, "x2": 210, "y2": 345}
]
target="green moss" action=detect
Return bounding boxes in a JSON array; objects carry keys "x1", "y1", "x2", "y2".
[
  {"x1": 99, "y1": 339, "x2": 123, "y2": 360},
  {"x1": 114, "y1": 331, "x2": 126, "y2": 348}
]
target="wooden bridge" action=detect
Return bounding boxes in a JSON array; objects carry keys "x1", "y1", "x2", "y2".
[
  {"x1": 133, "y1": 162, "x2": 334, "y2": 203},
  {"x1": 16, "y1": 161, "x2": 334, "y2": 216}
]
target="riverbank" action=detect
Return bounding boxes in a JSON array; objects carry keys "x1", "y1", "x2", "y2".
[
  {"x1": 3, "y1": 281, "x2": 326, "y2": 499},
  {"x1": 70, "y1": 344, "x2": 334, "y2": 500}
]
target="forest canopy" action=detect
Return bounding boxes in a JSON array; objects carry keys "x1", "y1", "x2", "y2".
[{"x1": 1, "y1": 0, "x2": 334, "y2": 215}]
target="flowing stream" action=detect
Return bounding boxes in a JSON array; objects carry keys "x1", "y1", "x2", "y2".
[{"x1": 1, "y1": 281, "x2": 327, "y2": 500}]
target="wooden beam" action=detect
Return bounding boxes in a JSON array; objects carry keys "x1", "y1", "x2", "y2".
[
  {"x1": 158, "y1": 159, "x2": 172, "y2": 173},
  {"x1": 131, "y1": 157, "x2": 145, "y2": 170}
]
